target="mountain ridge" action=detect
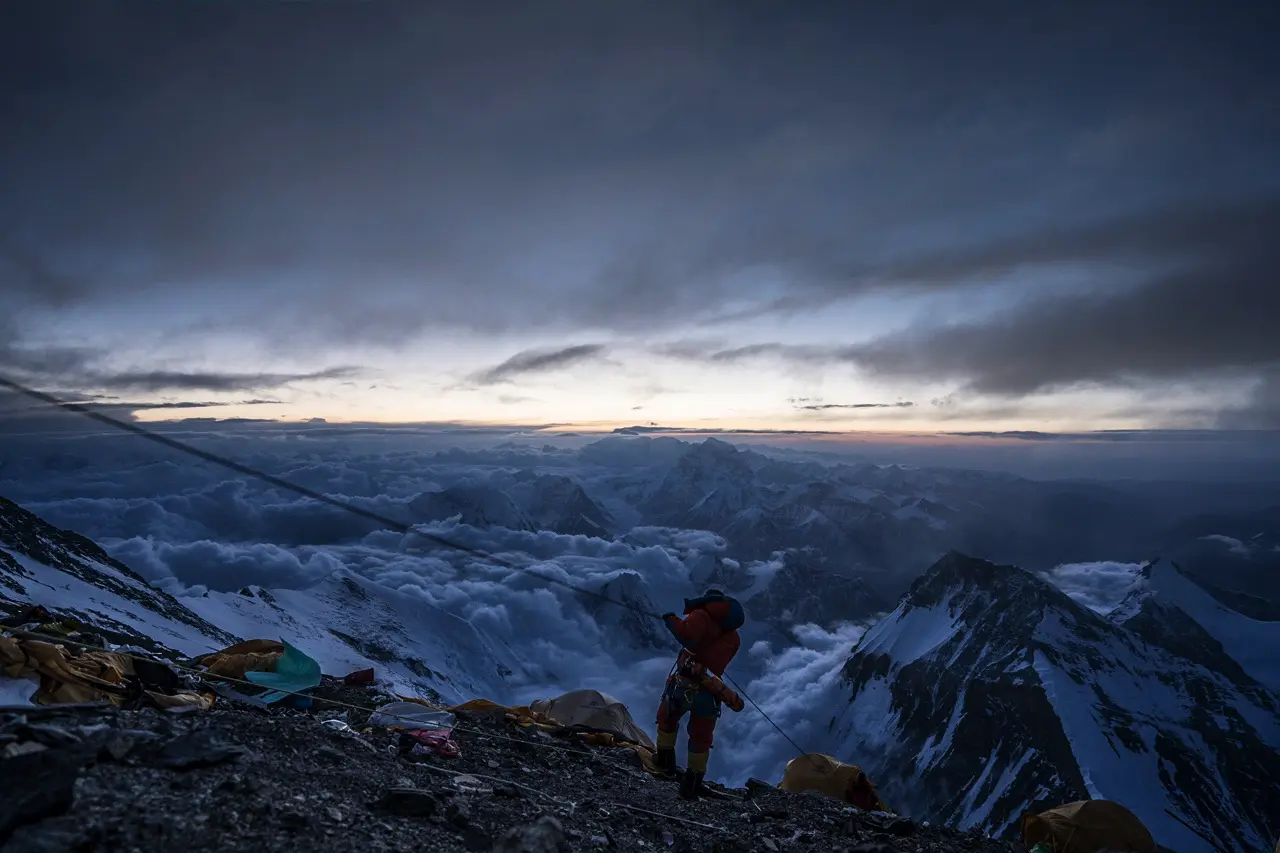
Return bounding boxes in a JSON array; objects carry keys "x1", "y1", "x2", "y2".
[{"x1": 831, "y1": 551, "x2": 1280, "y2": 853}]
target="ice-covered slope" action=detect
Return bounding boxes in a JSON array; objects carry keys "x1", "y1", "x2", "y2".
[
  {"x1": 508, "y1": 471, "x2": 616, "y2": 538},
  {"x1": 0, "y1": 495, "x2": 541, "y2": 705},
  {"x1": 0, "y1": 496, "x2": 237, "y2": 655},
  {"x1": 185, "y1": 572, "x2": 539, "y2": 704},
  {"x1": 831, "y1": 552, "x2": 1280, "y2": 853},
  {"x1": 1117, "y1": 561, "x2": 1280, "y2": 693}
]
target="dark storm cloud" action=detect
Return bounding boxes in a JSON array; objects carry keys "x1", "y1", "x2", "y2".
[
  {"x1": 3, "y1": 397, "x2": 278, "y2": 415},
  {"x1": 0, "y1": 388, "x2": 284, "y2": 435},
  {"x1": 1217, "y1": 368, "x2": 1280, "y2": 429},
  {"x1": 2, "y1": 311, "x2": 366, "y2": 393},
  {"x1": 789, "y1": 399, "x2": 914, "y2": 411},
  {"x1": 0, "y1": 320, "x2": 98, "y2": 376},
  {"x1": 470, "y1": 345, "x2": 608, "y2": 386},
  {"x1": 2, "y1": 1, "x2": 1277, "y2": 345},
  {"x1": 662, "y1": 195, "x2": 1280, "y2": 398},
  {"x1": 0, "y1": 229, "x2": 87, "y2": 304},
  {"x1": 4, "y1": 357, "x2": 359, "y2": 411},
  {"x1": 89, "y1": 367, "x2": 363, "y2": 393},
  {"x1": 838, "y1": 197, "x2": 1280, "y2": 395}
]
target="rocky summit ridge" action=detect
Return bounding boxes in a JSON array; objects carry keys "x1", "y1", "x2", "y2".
[{"x1": 1, "y1": 681, "x2": 1015, "y2": 853}]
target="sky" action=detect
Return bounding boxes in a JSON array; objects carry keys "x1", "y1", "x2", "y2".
[{"x1": 2, "y1": 1, "x2": 1279, "y2": 435}]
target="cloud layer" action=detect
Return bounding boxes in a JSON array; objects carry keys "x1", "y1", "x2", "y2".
[
  {"x1": 3, "y1": 3, "x2": 1277, "y2": 416},
  {"x1": 470, "y1": 345, "x2": 608, "y2": 386},
  {"x1": 1041, "y1": 561, "x2": 1145, "y2": 615},
  {"x1": 0, "y1": 424, "x2": 890, "y2": 784}
]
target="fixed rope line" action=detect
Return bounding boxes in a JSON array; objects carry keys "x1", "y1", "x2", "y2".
[{"x1": 0, "y1": 374, "x2": 826, "y2": 774}]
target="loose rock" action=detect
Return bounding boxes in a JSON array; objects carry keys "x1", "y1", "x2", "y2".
[
  {"x1": 382, "y1": 787, "x2": 439, "y2": 818},
  {"x1": 492, "y1": 814, "x2": 570, "y2": 853}
]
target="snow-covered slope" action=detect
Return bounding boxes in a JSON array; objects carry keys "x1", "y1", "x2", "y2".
[
  {"x1": 185, "y1": 572, "x2": 539, "y2": 704},
  {"x1": 831, "y1": 552, "x2": 1280, "y2": 853},
  {"x1": 0, "y1": 496, "x2": 237, "y2": 655},
  {"x1": 640, "y1": 438, "x2": 764, "y2": 530},
  {"x1": 631, "y1": 440, "x2": 957, "y2": 582},
  {"x1": 1, "y1": 494, "x2": 542, "y2": 705},
  {"x1": 408, "y1": 473, "x2": 616, "y2": 539},
  {"x1": 1116, "y1": 561, "x2": 1280, "y2": 693}
]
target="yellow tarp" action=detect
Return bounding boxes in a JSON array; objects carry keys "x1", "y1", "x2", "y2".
[
  {"x1": 195, "y1": 639, "x2": 284, "y2": 679},
  {"x1": 529, "y1": 689, "x2": 656, "y2": 751},
  {"x1": 1020, "y1": 800, "x2": 1155, "y2": 853},
  {"x1": 395, "y1": 694, "x2": 662, "y2": 774},
  {"x1": 1, "y1": 635, "x2": 217, "y2": 709},
  {"x1": 778, "y1": 753, "x2": 890, "y2": 812},
  {"x1": 145, "y1": 690, "x2": 214, "y2": 711},
  {"x1": 0, "y1": 635, "x2": 133, "y2": 705}
]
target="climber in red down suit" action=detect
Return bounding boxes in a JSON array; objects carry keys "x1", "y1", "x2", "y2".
[{"x1": 655, "y1": 587, "x2": 745, "y2": 799}]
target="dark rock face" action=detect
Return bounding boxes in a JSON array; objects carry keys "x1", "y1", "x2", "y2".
[{"x1": 0, "y1": 701, "x2": 1017, "y2": 853}]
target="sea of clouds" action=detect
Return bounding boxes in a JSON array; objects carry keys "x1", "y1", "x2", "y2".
[
  {"x1": 1039, "y1": 560, "x2": 1147, "y2": 615},
  {"x1": 6, "y1": 421, "x2": 1221, "y2": 784},
  {"x1": 0, "y1": 424, "x2": 869, "y2": 785}
]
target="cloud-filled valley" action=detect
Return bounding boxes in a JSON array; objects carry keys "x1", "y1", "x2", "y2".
[{"x1": 4, "y1": 422, "x2": 1279, "y2": 792}]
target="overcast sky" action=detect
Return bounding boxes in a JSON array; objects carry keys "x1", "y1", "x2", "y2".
[{"x1": 2, "y1": 1, "x2": 1278, "y2": 434}]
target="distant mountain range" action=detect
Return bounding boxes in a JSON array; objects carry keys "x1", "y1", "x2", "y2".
[{"x1": 393, "y1": 436, "x2": 1280, "y2": 606}]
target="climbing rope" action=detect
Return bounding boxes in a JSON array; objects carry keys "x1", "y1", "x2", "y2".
[{"x1": 0, "y1": 375, "x2": 832, "y2": 776}]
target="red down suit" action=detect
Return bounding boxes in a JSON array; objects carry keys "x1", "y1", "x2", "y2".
[{"x1": 655, "y1": 591, "x2": 745, "y2": 756}]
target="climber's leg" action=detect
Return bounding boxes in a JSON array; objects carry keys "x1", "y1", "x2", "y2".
[{"x1": 654, "y1": 680, "x2": 686, "y2": 777}]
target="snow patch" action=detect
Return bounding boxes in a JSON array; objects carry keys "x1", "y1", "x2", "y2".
[
  {"x1": 3, "y1": 548, "x2": 230, "y2": 656},
  {"x1": 1150, "y1": 563, "x2": 1280, "y2": 692},
  {"x1": 855, "y1": 596, "x2": 961, "y2": 665}
]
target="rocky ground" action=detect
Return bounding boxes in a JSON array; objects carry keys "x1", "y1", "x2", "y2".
[{"x1": 1, "y1": 688, "x2": 1017, "y2": 853}]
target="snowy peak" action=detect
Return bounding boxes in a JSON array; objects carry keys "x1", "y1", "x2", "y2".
[
  {"x1": 0, "y1": 495, "x2": 237, "y2": 655},
  {"x1": 640, "y1": 439, "x2": 761, "y2": 527},
  {"x1": 0, "y1": 495, "x2": 543, "y2": 709},
  {"x1": 409, "y1": 475, "x2": 615, "y2": 539},
  {"x1": 509, "y1": 472, "x2": 616, "y2": 538},
  {"x1": 580, "y1": 570, "x2": 668, "y2": 654},
  {"x1": 902, "y1": 551, "x2": 1066, "y2": 620},
  {"x1": 408, "y1": 482, "x2": 537, "y2": 532},
  {"x1": 835, "y1": 551, "x2": 1280, "y2": 853}
]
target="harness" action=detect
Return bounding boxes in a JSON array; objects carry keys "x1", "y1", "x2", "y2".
[{"x1": 664, "y1": 648, "x2": 745, "y2": 714}]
